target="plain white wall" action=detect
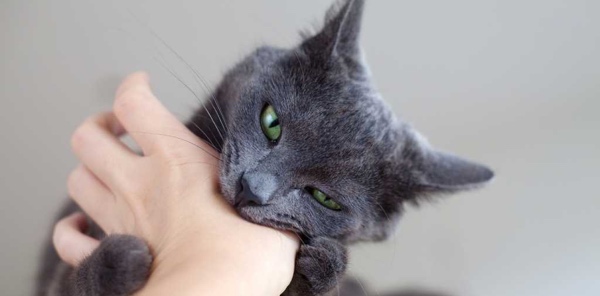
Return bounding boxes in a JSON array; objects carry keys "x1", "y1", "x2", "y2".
[{"x1": 1, "y1": 1, "x2": 598, "y2": 295}]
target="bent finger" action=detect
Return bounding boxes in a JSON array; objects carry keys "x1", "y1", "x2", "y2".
[
  {"x1": 53, "y1": 212, "x2": 100, "y2": 267},
  {"x1": 71, "y1": 112, "x2": 137, "y2": 190},
  {"x1": 67, "y1": 165, "x2": 116, "y2": 231},
  {"x1": 113, "y1": 72, "x2": 201, "y2": 155}
]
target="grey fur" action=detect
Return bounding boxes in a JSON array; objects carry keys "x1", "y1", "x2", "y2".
[{"x1": 37, "y1": 0, "x2": 493, "y2": 295}]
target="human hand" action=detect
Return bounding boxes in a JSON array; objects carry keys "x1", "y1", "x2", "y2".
[{"x1": 53, "y1": 72, "x2": 299, "y2": 296}]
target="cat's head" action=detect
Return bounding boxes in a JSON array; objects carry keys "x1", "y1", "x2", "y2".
[{"x1": 214, "y1": 0, "x2": 493, "y2": 242}]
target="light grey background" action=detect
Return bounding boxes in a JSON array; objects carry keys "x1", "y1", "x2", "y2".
[{"x1": 1, "y1": 0, "x2": 599, "y2": 295}]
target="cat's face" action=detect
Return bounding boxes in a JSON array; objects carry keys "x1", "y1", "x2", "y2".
[
  {"x1": 219, "y1": 48, "x2": 399, "y2": 242},
  {"x1": 211, "y1": 0, "x2": 493, "y2": 243}
]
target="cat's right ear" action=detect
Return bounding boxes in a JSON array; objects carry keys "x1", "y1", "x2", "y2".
[{"x1": 300, "y1": 0, "x2": 365, "y2": 60}]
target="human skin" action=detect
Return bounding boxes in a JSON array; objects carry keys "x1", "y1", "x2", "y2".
[{"x1": 53, "y1": 72, "x2": 299, "y2": 296}]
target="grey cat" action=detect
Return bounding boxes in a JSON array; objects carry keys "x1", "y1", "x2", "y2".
[{"x1": 36, "y1": 0, "x2": 493, "y2": 295}]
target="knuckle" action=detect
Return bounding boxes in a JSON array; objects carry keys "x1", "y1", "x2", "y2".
[
  {"x1": 113, "y1": 87, "x2": 148, "y2": 117},
  {"x1": 52, "y1": 220, "x2": 68, "y2": 255},
  {"x1": 70, "y1": 115, "x2": 99, "y2": 151},
  {"x1": 70, "y1": 124, "x2": 88, "y2": 151},
  {"x1": 117, "y1": 176, "x2": 145, "y2": 203}
]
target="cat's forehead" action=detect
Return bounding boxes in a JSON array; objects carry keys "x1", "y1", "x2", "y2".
[
  {"x1": 244, "y1": 46, "x2": 404, "y2": 167},
  {"x1": 268, "y1": 53, "x2": 395, "y2": 141},
  {"x1": 269, "y1": 56, "x2": 401, "y2": 175}
]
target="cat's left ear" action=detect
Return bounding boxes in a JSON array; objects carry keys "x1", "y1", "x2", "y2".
[
  {"x1": 413, "y1": 149, "x2": 495, "y2": 193},
  {"x1": 392, "y1": 129, "x2": 494, "y2": 194},
  {"x1": 301, "y1": 0, "x2": 365, "y2": 60}
]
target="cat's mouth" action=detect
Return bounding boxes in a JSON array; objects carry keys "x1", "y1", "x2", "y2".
[
  {"x1": 228, "y1": 174, "x2": 307, "y2": 237},
  {"x1": 235, "y1": 206, "x2": 304, "y2": 236}
]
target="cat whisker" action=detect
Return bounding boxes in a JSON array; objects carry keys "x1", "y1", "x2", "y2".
[
  {"x1": 138, "y1": 20, "x2": 230, "y2": 138},
  {"x1": 112, "y1": 24, "x2": 224, "y2": 149},
  {"x1": 372, "y1": 199, "x2": 401, "y2": 265},
  {"x1": 174, "y1": 161, "x2": 219, "y2": 169},
  {"x1": 190, "y1": 113, "x2": 224, "y2": 152},
  {"x1": 351, "y1": 275, "x2": 372, "y2": 296},
  {"x1": 187, "y1": 120, "x2": 220, "y2": 152},
  {"x1": 171, "y1": 110, "x2": 221, "y2": 152},
  {"x1": 372, "y1": 199, "x2": 396, "y2": 234},
  {"x1": 201, "y1": 103, "x2": 226, "y2": 144},
  {"x1": 153, "y1": 56, "x2": 226, "y2": 147},
  {"x1": 128, "y1": 12, "x2": 228, "y2": 145},
  {"x1": 129, "y1": 131, "x2": 221, "y2": 161},
  {"x1": 186, "y1": 64, "x2": 229, "y2": 135},
  {"x1": 294, "y1": 232, "x2": 307, "y2": 245}
]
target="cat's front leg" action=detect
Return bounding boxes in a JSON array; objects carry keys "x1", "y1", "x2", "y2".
[
  {"x1": 285, "y1": 237, "x2": 347, "y2": 296},
  {"x1": 70, "y1": 234, "x2": 152, "y2": 296}
]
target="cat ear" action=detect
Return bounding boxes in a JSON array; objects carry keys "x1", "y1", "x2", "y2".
[
  {"x1": 374, "y1": 148, "x2": 492, "y2": 240},
  {"x1": 301, "y1": 0, "x2": 365, "y2": 59},
  {"x1": 414, "y1": 150, "x2": 495, "y2": 192}
]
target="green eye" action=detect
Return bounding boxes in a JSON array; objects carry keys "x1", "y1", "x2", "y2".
[
  {"x1": 309, "y1": 188, "x2": 341, "y2": 211},
  {"x1": 260, "y1": 104, "x2": 281, "y2": 142}
]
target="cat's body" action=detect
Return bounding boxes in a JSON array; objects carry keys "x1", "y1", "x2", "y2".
[{"x1": 37, "y1": 1, "x2": 493, "y2": 295}]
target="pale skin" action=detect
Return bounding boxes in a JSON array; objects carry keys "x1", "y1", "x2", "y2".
[{"x1": 53, "y1": 72, "x2": 299, "y2": 296}]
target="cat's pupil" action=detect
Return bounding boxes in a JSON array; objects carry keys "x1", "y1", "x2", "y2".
[{"x1": 260, "y1": 104, "x2": 282, "y2": 141}]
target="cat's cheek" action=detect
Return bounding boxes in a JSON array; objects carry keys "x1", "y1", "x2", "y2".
[
  {"x1": 218, "y1": 177, "x2": 238, "y2": 206},
  {"x1": 217, "y1": 157, "x2": 241, "y2": 205},
  {"x1": 216, "y1": 166, "x2": 238, "y2": 205}
]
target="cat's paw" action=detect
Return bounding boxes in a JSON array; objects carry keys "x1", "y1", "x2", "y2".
[
  {"x1": 85, "y1": 234, "x2": 152, "y2": 296},
  {"x1": 287, "y1": 237, "x2": 347, "y2": 295}
]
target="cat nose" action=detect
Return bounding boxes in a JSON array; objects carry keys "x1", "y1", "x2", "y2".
[{"x1": 235, "y1": 173, "x2": 277, "y2": 207}]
